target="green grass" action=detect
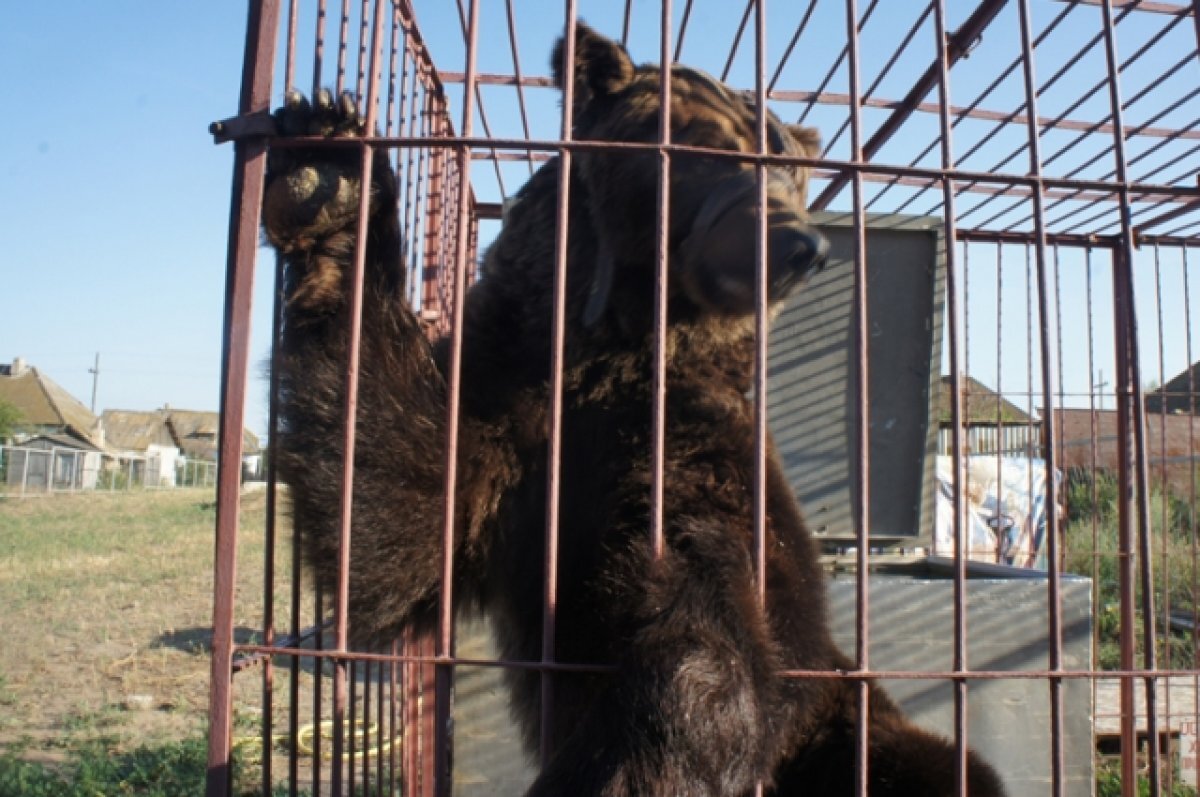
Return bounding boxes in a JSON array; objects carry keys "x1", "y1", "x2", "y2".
[
  {"x1": 0, "y1": 489, "x2": 304, "y2": 794},
  {"x1": 0, "y1": 735, "x2": 298, "y2": 797},
  {"x1": 1062, "y1": 469, "x2": 1199, "y2": 669}
]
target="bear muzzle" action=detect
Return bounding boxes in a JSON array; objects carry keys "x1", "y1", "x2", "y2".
[{"x1": 679, "y1": 169, "x2": 829, "y2": 315}]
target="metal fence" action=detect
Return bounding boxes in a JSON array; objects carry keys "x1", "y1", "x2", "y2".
[
  {"x1": 0, "y1": 444, "x2": 219, "y2": 496},
  {"x1": 208, "y1": 1, "x2": 1199, "y2": 796}
]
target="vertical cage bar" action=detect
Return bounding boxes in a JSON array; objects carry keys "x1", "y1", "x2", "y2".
[
  {"x1": 336, "y1": 0, "x2": 350, "y2": 94},
  {"x1": 313, "y1": 586, "x2": 324, "y2": 795},
  {"x1": 931, "y1": 2, "x2": 970, "y2": 794},
  {"x1": 1184, "y1": 245, "x2": 1200, "y2": 789},
  {"x1": 1014, "y1": 3, "x2": 1066, "y2": 794},
  {"x1": 330, "y1": 2, "x2": 389, "y2": 790},
  {"x1": 312, "y1": 0, "x2": 328, "y2": 98},
  {"x1": 1113, "y1": 243, "x2": 1141, "y2": 797},
  {"x1": 434, "y1": 1, "x2": 481, "y2": 792},
  {"x1": 840, "y1": 0, "x2": 870, "y2": 794},
  {"x1": 539, "y1": 2, "x2": 578, "y2": 766},
  {"x1": 752, "y1": 0, "x2": 769, "y2": 614},
  {"x1": 261, "y1": 253, "x2": 285, "y2": 795},
  {"x1": 650, "y1": 0, "x2": 674, "y2": 564},
  {"x1": 1099, "y1": 2, "x2": 1163, "y2": 794},
  {"x1": 206, "y1": 1, "x2": 280, "y2": 795}
]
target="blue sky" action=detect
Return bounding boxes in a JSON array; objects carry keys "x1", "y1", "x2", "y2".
[
  {"x1": 1, "y1": 4, "x2": 260, "y2": 430},
  {"x1": 2, "y1": 2, "x2": 1196, "y2": 442}
]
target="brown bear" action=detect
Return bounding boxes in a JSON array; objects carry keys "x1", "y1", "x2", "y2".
[{"x1": 262, "y1": 23, "x2": 1007, "y2": 797}]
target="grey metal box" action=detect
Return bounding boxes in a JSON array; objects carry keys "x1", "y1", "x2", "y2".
[{"x1": 768, "y1": 211, "x2": 946, "y2": 543}]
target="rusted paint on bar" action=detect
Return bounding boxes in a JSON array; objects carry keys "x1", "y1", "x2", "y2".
[{"x1": 206, "y1": 1, "x2": 280, "y2": 795}]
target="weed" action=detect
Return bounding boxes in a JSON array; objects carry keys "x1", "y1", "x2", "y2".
[
  {"x1": 1062, "y1": 469, "x2": 1199, "y2": 669},
  {"x1": 0, "y1": 735, "x2": 290, "y2": 797}
]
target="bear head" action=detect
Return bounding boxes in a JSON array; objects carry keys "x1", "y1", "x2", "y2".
[{"x1": 551, "y1": 24, "x2": 828, "y2": 326}]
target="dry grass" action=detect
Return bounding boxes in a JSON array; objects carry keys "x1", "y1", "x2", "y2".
[{"x1": 0, "y1": 488, "x2": 288, "y2": 764}]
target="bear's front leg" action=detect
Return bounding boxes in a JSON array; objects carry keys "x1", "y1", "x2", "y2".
[{"x1": 264, "y1": 90, "x2": 493, "y2": 646}]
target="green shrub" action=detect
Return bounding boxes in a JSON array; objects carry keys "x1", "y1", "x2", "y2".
[{"x1": 1062, "y1": 469, "x2": 1199, "y2": 669}]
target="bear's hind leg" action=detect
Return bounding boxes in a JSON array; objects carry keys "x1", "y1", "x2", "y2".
[{"x1": 526, "y1": 521, "x2": 786, "y2": 797}]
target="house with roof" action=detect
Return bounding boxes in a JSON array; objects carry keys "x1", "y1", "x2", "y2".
[
  {"x1": 102, "y1": 406, "x2": 262, "y2": 486},
  {"x1": 935, "y1": 375, "x2": 1039, "y2": 456},
  {"x1": 0, "y1": 357, "x2": 106, "y2": 490},
  {"x1": 1146, "y1": 361, "x2": 1198, "y2": 416}
]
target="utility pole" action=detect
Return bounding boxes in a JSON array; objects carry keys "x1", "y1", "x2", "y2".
[
  {"x1": 89, "y1": 353, "x2": 100, "y2": 413},
  {"x1": 1096, "y1": 369, "x2": 1110, "y2": 412}
]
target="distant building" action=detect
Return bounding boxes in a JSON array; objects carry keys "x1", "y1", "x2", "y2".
[
  {"x1": 1, "y1": 357, "x2": 261, "y2": 491},
  {"x1": 1145, "y1": 361, "x2": 1199, "y2": 416},
  {"x1": 0, "y1": 358, "x2": 107, "y2": 490},
  {"x1": 935, "y1": 375, "x2": 1039, "y2": 456},
  {"x1": 1051, "y1": 408, "x2": 1197, "y2": 498},
  {"x1": 0, "y1": 357, "x2": 103, "y2": 448},
  {"x1": 102, "y1": 406, "x2": 261, "y2": 485}
]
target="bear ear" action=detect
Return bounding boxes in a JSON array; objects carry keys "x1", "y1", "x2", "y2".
[
  {"x1": 551, "y1": 22, "x2": 636, "y2": 111},
  {"x1": 788, "y1": 125, "x2": 822, "y2": 158}
]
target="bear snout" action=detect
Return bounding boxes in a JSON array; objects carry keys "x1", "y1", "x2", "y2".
[
  {"x1": 678, "y1": 170, "x2": 827, "y2": 315},
  {"x1": 768, "y1": 221, "x2": 829, "y2": 298}
]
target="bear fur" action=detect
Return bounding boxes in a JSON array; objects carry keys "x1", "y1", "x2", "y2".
[{"x1": 262, "y1": 24, "x2": 1007, "y2": 797}]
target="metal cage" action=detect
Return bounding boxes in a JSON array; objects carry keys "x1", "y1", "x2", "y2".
[{"x1": 207, "y1": 1, "x2": 1200, "y2": 795}]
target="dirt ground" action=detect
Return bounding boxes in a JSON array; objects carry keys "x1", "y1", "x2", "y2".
[{"x1": 0, "y1": 489, "x2": 293, "y2": 766}]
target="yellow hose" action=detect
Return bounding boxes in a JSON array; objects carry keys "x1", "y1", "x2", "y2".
[{"x1": 234, "y1": 719, "x2": 397, "y2": 763}]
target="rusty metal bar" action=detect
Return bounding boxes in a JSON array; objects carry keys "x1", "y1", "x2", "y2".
[
  {"x1": 768, "y1": 0, "x2": 820, "y2": 93},
  {"x1": 232, "y1": 637, "x2": 1200, "y2": 679},
  {"x1": 328, "y1": 0, "x2": 386, "y2": 785},
  {"x1": 798, "y1": 0, "x2": 882, "y2": 129},
  {"x1": 753, "y1": 0, "x2": 769, "y2": 607},
  {"x1": 1153, "y1": 243, "x2": 1175, "y2": 796},
  {"x1": 931, "y1": 2, "x2": 970, "y2": 794},
  {"x1": 312, "y1": 0, "x2": 327, "y2": 98},
  {"x1": 503, "y1": 0, "x2": 537, "y2": 177},
  {"x1": 205, "y1": 1, "x2": 280, "y2": 795},
  {"x1": 1099, "y1": 1, "x2": 1165, "y2": 792},
  {"x1": 719, "y1": 1, "x2": 753, "y2": 82},
  {"x1": 538, "y1": 3, "x2": 577, "y2": 766},
  {"x1": 651, "y1": 0, "x2": 674, "y2": 566},
  {"x1": 822, "y1": 2, "x2": 932, "y2": 158},
  {"x1": 440, "y1": 69, "x2": 1200, "y2": 148},
  {"x1": 335, "y1": 0, "x2": 350, "y2": 94},
  {"x1": 753, "y1": 1, "x2": 769, "y2": 790},
  {"x1": 452, "y1": 0, "x2": 506, "y2": 198},
  {"x1": 674, "y1": 0, "x2": 695, "y2": 63},
  {"x1": 431, "y1": 0, "x2": 481, "y2": 790},
  {"x1": 1014, "y1": 4, "x2": 1066, "y2": 794},
  {"x1": 812, "y1": 0, "x2": 1008, "y2": 211},
  {"x1": 1058, "y1": 0, "x2": 1195, "y2": 14},
  {"x1": 1185, "y1": 244, "x2": 1199, "y2": 789},
  {"x1": 840, "y1": 0, "x2": 871, "y2": 794},
  {"x1": 260, "y1": 251, "x2": 284, "y2": 794},
  {"x1": 285, "y1": 0, "x2": 298, "y2": 92}
]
